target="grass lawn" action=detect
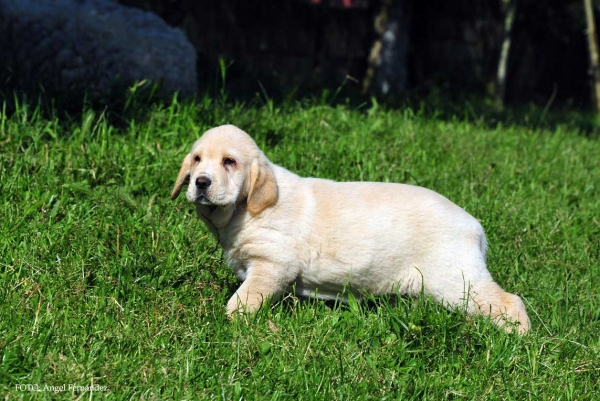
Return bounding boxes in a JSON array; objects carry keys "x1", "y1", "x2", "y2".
[{"x1": 0, "y1": 96, "x2": 599, "y2": 399}]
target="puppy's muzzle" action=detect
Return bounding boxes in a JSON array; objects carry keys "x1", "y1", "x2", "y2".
[{"x1": 193, "y1": 175, "x2": 214, "y2": 205}]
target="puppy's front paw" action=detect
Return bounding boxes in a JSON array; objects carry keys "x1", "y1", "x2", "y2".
[
  {"x1": 226, "y1": 296, "x2": 245, "y2": 317},
  {"x1": 226, "y1": 291, "x2": 267, "y2": 317}
]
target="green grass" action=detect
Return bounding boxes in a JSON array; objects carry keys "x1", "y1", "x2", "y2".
[{"x1": 0, "y1": 96, "x2": 599, "y2": 400}]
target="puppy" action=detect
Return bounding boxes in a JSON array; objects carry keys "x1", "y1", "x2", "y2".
[{"x1": 171, "y1": 125, "x2": 530, "y2": 333}]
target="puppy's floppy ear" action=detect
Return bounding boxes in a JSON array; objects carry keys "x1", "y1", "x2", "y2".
[
  {"x1": 247, "y1": 157, "x2": 278, "y2": 216},
  {"x1": 171, "y1": 153, "x2": 192, "y2": 200}
]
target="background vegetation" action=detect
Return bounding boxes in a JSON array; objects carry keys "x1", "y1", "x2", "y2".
[{"x1": 0, "y1": 94, "x2": 598, "y2": 399}]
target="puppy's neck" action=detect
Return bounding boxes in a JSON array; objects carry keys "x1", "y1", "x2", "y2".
[
  {"x1": 196, "y1": 203, "x2": 231, "y2": 227},
  {"x1": 197, "y1": 202, "x2": 258, "y2": 251}
]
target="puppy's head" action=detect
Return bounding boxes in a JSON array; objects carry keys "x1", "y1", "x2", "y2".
[{"x1": 171, "y1": 125, "x2": 278, "y2": 217}]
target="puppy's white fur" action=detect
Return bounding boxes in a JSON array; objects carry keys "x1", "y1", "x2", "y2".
[{"x1": 172, "y1": 125, "x2": 530, "y2": 333}]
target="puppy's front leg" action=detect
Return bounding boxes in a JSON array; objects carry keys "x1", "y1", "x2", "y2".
[{"x1": 226, "y1": 263, "x2": 287, "y2": 316}]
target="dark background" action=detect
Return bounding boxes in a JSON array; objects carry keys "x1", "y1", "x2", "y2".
[{"x1": 117, "y1": 0, "x2": 593, "y2": 107}]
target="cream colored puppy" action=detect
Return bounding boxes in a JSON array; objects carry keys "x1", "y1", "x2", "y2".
[{"x1": 171, "y1": 125, "x2": 530, "y2": 333}]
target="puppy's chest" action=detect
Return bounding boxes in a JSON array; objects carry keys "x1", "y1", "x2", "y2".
[{"x1": 223, "y1": 224, "x2": 301, "y2": 276}]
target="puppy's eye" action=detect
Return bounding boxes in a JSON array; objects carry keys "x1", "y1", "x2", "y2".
[
  {"x1": 223, "y1": 157, "x2": 236, "y2": 167},
  {"x1": 194, "y1": 155, "x2": 201, "y2": 163}
]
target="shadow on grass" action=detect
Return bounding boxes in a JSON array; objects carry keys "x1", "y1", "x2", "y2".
[{"x1": 2, "y1": 77, "x2": 600, "y2": 140}]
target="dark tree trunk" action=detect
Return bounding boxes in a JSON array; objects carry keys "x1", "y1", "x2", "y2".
[
  {"x1": 495, "y1": 0, "x2": 518, "y2": 108},
  {"x1": 362, "y1": 0, "x2": 410, "y2": 97},
  {"x1": 584, "y1": 0, "x2": 600, "y2": 112}
]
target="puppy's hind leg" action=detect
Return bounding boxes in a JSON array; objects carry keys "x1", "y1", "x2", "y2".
[
  {"x1": 420, "y1": 263, "x2": 530, "y2": 334},
  {"x1": 470, "y1": 281, "x2": 531, "y2": 334}
]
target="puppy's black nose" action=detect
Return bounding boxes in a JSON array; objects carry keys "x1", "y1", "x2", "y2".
[{"x1": 195, "y1": 176, "x2": 211, "y2": 189}]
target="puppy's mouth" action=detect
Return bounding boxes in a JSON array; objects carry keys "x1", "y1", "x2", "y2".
[
  {"x1": 187, "y1": 189, "x2": 214, "y2": 206},
  {"x1": 196, "y1": 193, "x2": 214, "y2": 206},
  {"x1": 195, "y1": 193, "x2": 229, "y2": 210},
  {"x1": 189, "y1": 189, "x2": 233, "y2": 211}
]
